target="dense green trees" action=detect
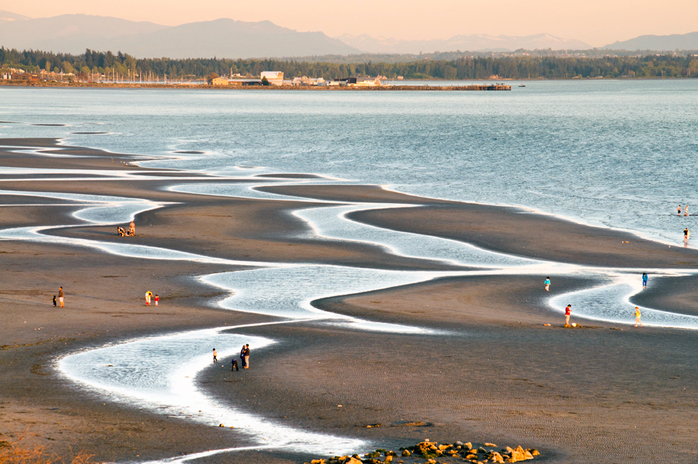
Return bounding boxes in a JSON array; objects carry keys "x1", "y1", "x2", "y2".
[{"x1": 1, "y1": 47, "x2": 698, "y2": 80}]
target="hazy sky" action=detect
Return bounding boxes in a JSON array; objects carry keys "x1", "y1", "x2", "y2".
[{"x1": 2, "y1": 0, "x2": 697, "y2": 46}]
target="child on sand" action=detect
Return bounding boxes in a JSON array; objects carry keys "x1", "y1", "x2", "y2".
[
  {"x1": 564, "y1": 304, "x2": 571, "y2": 327},
  {"x1": 213, "y1": 348, "x2": 218, "y2": 363},
  {"x1": 52, "y1": 295, "x2": 57, "y2": 307},
  {"x1": 544, "y1": 277, "x2": 551, "y2": 292},
  {"x1": 154, "y1": 294, "x2": 159, "y2": 306},
  {"x1": 642, "y1": 273, "x2": 648, "y2": 289},
  {"x1": 634, "y1": 307, "x2": 643, "y2": 327}
]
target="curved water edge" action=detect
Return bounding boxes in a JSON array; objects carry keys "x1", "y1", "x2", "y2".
[
  {"x1": 549, "y1": 271, "x2": 698, "y2": 329},
  {"x1": 1, "y1": 169, "x2": 698, "y2": 462},
  {"x1": 57, "y1": 324, "x2": 366, "y2": 457}
]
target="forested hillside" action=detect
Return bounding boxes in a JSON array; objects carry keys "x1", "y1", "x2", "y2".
[{"x1": 2, "y1": 48, "x2": 698, "y2": 79}]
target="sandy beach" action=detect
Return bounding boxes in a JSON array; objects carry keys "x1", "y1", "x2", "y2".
[{"x1": 1, "y1": 138, "x2": 697, "y2": 463}]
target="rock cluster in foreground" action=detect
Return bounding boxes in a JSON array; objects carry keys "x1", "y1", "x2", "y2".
[{"x1": 305, "y1": 440, "x2": 540, "y2": 464}]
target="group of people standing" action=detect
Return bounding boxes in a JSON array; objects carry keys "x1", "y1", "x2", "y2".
[
  {"x1": 546, "y1": 275, "x2": 647, "y2": 328},
  {"x1": 214, "y1": 344, "x2": 250, "y2": 371},
  {"x1": 144, "y1": 291, "x2": 159, "y2": 306},
  {"x1": 52, "y1": 286, "x2": 64, "y2": 307}
]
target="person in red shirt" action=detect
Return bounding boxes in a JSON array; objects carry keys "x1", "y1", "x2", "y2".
[{"x1": 564, "y1": 304, "x2": 571, "y2": 327}]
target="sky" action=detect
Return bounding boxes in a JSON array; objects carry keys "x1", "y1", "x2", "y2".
[{"x1": 1, "y1": 0, "x2": 697, "y2": 47}]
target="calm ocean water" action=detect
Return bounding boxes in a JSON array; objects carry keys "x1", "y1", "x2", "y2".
[
  {"x1": 1, "y1": 80, "x2": 696, "y2": 245},
  {"x1": 4, "y1": 81, "x2": 698, "y2": 459}
]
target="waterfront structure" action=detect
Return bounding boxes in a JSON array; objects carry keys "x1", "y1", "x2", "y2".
[{"x1": 260, "y1": 71, "x2": 284, "y2": 86}]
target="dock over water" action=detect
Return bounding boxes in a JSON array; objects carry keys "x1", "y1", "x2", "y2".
[{"x1": 1, "y1": 82, "x2": 513, "y2": 91}]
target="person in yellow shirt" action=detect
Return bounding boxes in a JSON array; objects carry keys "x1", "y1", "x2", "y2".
[{"x1": 634, "y1": 307, "x2": 643, "y2": 328}]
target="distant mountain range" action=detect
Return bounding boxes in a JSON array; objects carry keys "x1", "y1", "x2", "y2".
[
  {"x1": 336, "y1": 33, "x2": 592, "y2": 54},
  {"x1": 1, "y1": 11, "x2": 698, "y2": 59},
  {"x1": 0, "y1": 12, "x2": 360, "y2": 58},
  {"x1": 603, "y1": 32, "x2": 698, "y2": 51}
]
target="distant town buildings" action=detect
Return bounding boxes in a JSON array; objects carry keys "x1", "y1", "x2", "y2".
[
  {"x1": 260, "y1": 71, "x2": 284, "y2": 86},
  {"x1": 210, "y1": 76, "x2": 229, "y2": 85}
]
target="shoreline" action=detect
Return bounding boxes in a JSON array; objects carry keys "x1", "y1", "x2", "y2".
[
  {"x1": 1, "y1": 138, "x2": 697, "y2": 463},
  {"x1": 0, "y1": 81, "x2": 511, "y2": 91}
]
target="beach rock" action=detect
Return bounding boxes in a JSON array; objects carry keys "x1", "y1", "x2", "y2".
[
  {"x1": 401, "y1": 450, "x2": 411, "y2": 457},
  {"x1": 463, "y1": 442, "x2": 473, "y2": 450},
  {"x1": 328, "y1": 456, "x2": 361, "y2": 464},
  {"x1": 310, "y1": 460, "x2": 326, "y2": 464},
  {"x1": 384, "y1": 456, "x2": 393, "y2": 463},
  {"x1": 527, "y1": 449, "x2": 540, "y2": 456},
  {"x1": 484, "y1": 442, "x2": 497, "y2": 447}
]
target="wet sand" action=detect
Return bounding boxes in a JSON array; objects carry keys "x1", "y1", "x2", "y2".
[{"x1": 1, "y1": 139, "x2": 697, "y2": 463}]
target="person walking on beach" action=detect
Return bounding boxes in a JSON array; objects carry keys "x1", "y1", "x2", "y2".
[
  {"x1": 564, "y1": 304, "x2": 571, "y2": 327},
  {"x1": 212, "y1": 348, "x2": 218, "y2": 364},
  {"x1": 544, "y1": 277, "x2": 551, "y2": 292},
  {"x1": 52, "y1": 295, "x2": 57, "y2": 307},
  {"x1": 685, "y1": 205, "x2": 689, "y2": 217},
  {"x1": 642, "y1": 273, "x2": 648, "y2": 289},
  {"x1": 684, "y1": 228, "x2": 690, "y2": 245},
  {"x1": 145, "y1": 291, "x2": 152, "y2": 306},
  {"x1": 154, "y1": 294, "x2": 159, "y2": 306},
  {"x1": 243, "y1": 344, "x2": 250, "y2": 369},
  {"x1": 634, "y1": 307, "x2": 643, "y2": 327},
  {"x1": 240, "y1": 345, "x2": 247, "y2": 369},
  {"x1": 678, "y1": 205, "x2": 682, "y2": 216},
  {"x1": 58, "y1": 286, "x2": 64, "y2": 307}
]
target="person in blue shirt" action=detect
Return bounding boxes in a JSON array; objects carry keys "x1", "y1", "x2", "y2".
[
  {"x1": 642, "y1": 273, "x2": 648, "y2": 289},
  {"x1": 544, "y1": 277, "x2": 551, "y2": 292}
]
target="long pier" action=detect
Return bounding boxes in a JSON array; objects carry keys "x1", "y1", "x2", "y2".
[{"x1": 0, "y1": 81, "x2": 512, "y2": 91}]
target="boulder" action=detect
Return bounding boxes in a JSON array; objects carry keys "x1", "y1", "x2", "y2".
[{"x1": 401, "y1": 450, "x2": 411, "y2": 457}]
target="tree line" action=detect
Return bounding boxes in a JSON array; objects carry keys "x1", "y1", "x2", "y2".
[{"x1": 2, "y1": 47, "x2": 698, "y2": 80}]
